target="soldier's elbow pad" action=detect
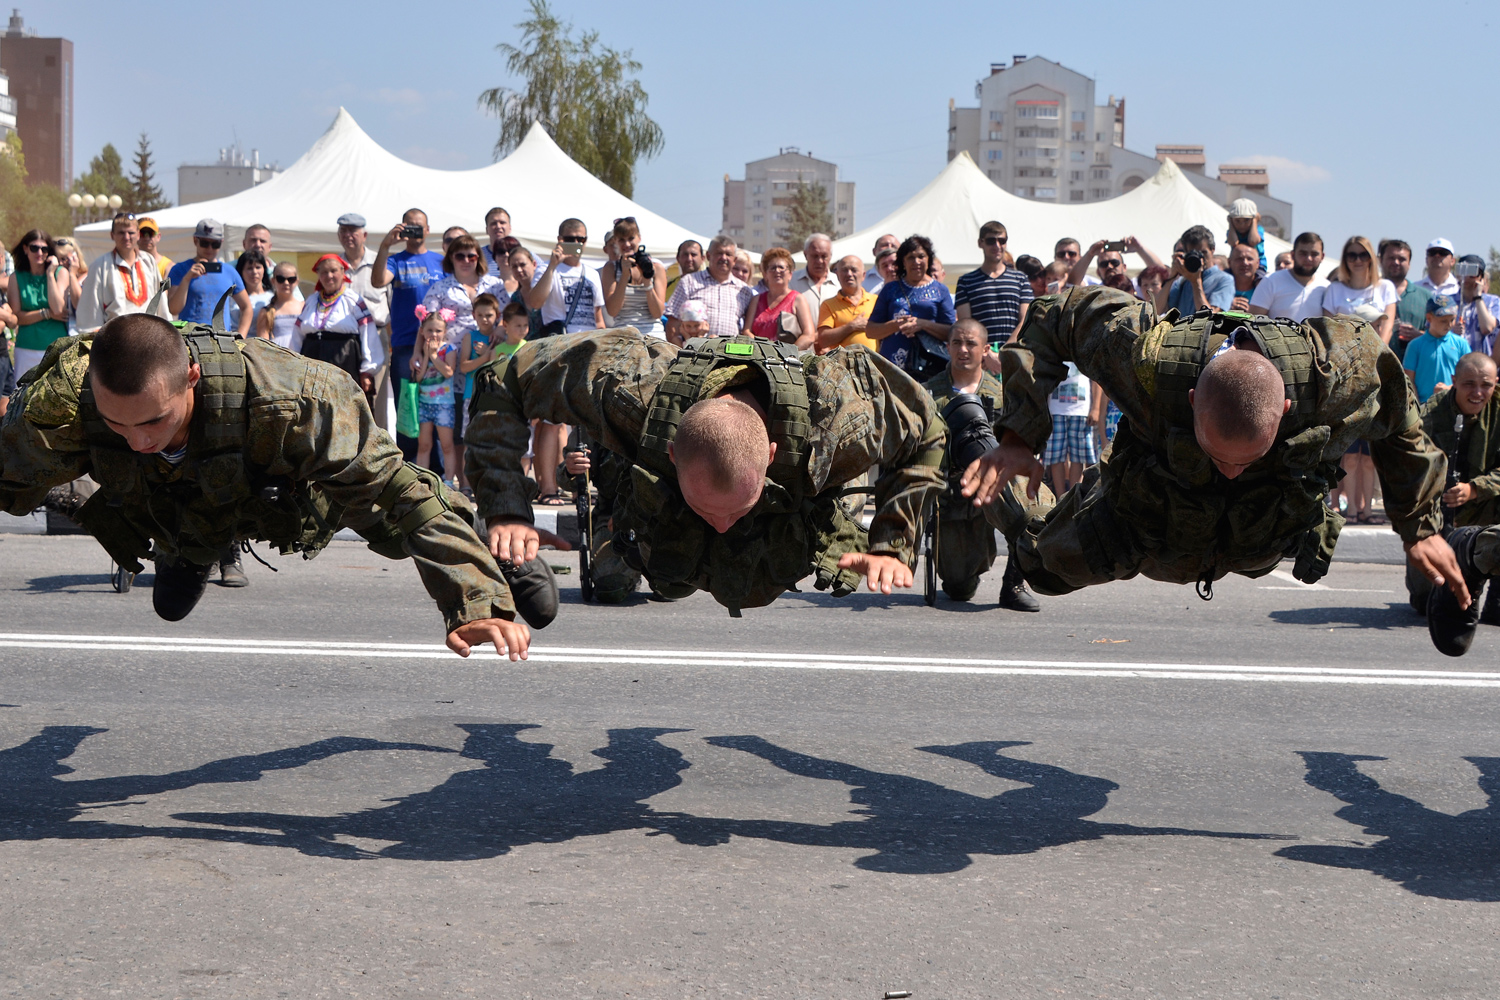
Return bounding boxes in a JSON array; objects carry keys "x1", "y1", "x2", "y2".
[{"x1": 373, "y1": 462, "x2": 463, "y2": 538}]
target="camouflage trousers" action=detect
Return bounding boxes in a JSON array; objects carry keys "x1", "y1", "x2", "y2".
[{"x1": 936, "y1": 505, "x2": 998, "y2": 600}]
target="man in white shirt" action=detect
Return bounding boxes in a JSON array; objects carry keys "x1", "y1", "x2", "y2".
[
  {"x1": 863, "y1": 234, "x2": 899, "y2": 292},
  {"x1": 791, "y1": 233, "x2": 839, "y2": 314},
  {"x1": 75, "y1": 213, "x2": 170, "y2": 333},
  {"x1": 522, "y1": 218, "x2": 605, "y2": 335},
  {"x1": 1417, "y1": 238, "x2": 1460, "y2": 297},
  {"x1": 337, "y1": 212, "x2": 394, "y2": 425},
  {"x1": 1250, "y1": 231, "x2": 1328, "y2": 322}
]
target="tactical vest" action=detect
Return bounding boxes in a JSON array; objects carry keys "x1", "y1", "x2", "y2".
[
  {"x1": 63, "y1": 326, "x2": 343, "y2": 567},
  {"x1": 612, "y1": 336, "x2": 867, "y2": 615},
  {"x1": 1102, "y1": 310, "x2": 1345, "y2": 586}
]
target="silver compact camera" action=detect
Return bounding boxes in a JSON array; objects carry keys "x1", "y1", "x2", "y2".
[{"x1": 1455, "y1": 261, "x2": 1483, "y2": 278}]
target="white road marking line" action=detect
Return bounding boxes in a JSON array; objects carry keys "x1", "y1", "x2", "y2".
[
  {"x1": 1259, "y1": 569, "x2": 1392, "y2": 593},
  {"x1": 0, "y1": 633, "x2": 1495, "y2": 688}
]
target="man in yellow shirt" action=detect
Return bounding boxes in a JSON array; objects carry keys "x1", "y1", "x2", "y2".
[
  {"x1": 137, "y1": 217, "x2": 173, "y2": 280},
  {"x1": 815, "y1": 255, "x2": 878, "y2": 352}
]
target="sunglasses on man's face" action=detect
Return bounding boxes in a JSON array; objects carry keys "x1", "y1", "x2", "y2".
[
  {"x1": 982, "y1": 237, "x2": 1007, "y2": 247},
  {"x1": 197, "y1": 239, "x2": 222, "y2": 249}
]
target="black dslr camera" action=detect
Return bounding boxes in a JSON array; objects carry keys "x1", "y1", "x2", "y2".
[
  {"x1": 630, "y1": 245, "x2": 654, "y2": 280},
  {"x1": 1182, "y1": 249, "x2": 1206, "y2": 273}
]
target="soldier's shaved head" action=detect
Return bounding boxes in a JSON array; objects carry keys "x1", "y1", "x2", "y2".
[
  {"x1": 1455, "y1": 352, "x2": 1497, "y2": 382},
  {"x1": 92, "y1": 314, "x2": 192, "y2": 396},
  {"x1": 1194, "y1": 350, "x2": 1286, "y2": 444},
  {"x1": 671, "y1": 397, "x2": 774, "y2": 532}
]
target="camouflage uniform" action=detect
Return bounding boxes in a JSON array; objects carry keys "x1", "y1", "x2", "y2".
[
  {"x1": 1406, "y1": 388, "x2": 1500, "y2": 605},
  {"x1": 986, "y1": 287, "x2": 1445, "y2": 595},
  {"x1": 923, "y1": 368, "x2": 1004, "y2": 599},
  {"x1": 0, "y1": 332, "x2": 515, "y2": 631},
  {"x1": 466, "y1": 329, "x2": 945, "y2": 614}
]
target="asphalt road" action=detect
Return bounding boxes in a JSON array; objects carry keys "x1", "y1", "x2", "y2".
[{"x1": 2, "y1": 533, "x2": 1499, "y2": 999}]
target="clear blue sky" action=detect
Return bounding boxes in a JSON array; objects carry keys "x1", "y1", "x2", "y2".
[{"x1": 38, "y1": 0, "x2": 1500, "y2": 260}]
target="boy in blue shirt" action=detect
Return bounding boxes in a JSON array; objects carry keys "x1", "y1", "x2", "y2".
[{"x1": 1404, "y1": 294, "x2": 1469, "y2": 402}]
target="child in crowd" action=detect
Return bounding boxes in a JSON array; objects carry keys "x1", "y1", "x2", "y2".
[
  {"x1": 480, "y1": 299, "x2": 535, "y2": 477},
  {"x1": 411, "y1": 306, "x2": 459, "y2": 484},
  {"x1": 1225, "y1": 199, "x2": 1267, "y2": 274},
  {"x1": 1043, "y1": 362, "x2": 1101, "y2": 495},
  {"x1": 456, "y1": 293, "x2": 502, "y2": 492},
  {"x1": 1403, "y1": 294, "x2": 1468, "y2": 403}
]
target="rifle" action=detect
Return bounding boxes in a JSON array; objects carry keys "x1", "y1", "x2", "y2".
[
  {"x1": 1443, "y1": 411, "x2": 1466, "y2": 536},
  {"x1": 564, "y1": 428, "x2": 593, "y2": 602}
]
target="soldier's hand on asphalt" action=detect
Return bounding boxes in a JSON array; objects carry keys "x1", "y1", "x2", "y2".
[
  {"x1": 1444, "y1": 482, "x2": 1474, "y2": 508},
  {"x1": 447, "y1": 617, "x2": 530, "y2": 661},
  {"x1": 837, "y1": 553, "x2": 913, "y2": 595},
  {"x1": 961, "y1": 432, "x2": 1044, "y2": 507},
  {"x1": 487, "y1": 518, "x2": 572, "y2": 566},
  {"x1": 1407, "y1": 534, "x2": 1471, "y2": 610}
]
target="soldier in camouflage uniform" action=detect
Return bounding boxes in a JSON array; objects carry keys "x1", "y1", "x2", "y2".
[
  {"x1": 1410, "y1": 352, "x2": 1500, "y2": 633},
  {"x1": 922, "y1": 319, "x2": 1039, "y2": 610},
  {"x1": 465, "y1": 328, "x2": 946, "y2": 615},
  {"x1": 0, "y1": 313, "x2": 531, "y2": 659},
  {"x1": 958, "y1": 287, "x2": 1470, "y2": 652}
]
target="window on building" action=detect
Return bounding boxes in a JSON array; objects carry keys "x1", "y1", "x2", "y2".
[
  {"x1": 753, "y1": 229, "x2": 763, "y2": 237},
  {"x1": 987, "y1": 169, "x2": 1002, "y2": 181},
  {"x1": 1036, "y1": 106, "x2": 1058, "y2": 119},
  {"x1": 1036, "y1": 187, "x2": 1057, "y2": 198},
  {"x1": 987, "y1": 149, "x2": 1002, "y2": 161},
  {"x1": 1017, "y1": 148, "x2": 1034, "y2": 158},
  {"x1": 838, "y1": 217, "x2": 847, "y2": 226},
  {"x1": 772, "y1": 213, "x2": 782, "y2": 221},
  {"x1": 774, "y1": 182, "x2": 784, "y2": 191},
  {"x1": 1069, "y1": 170, "x2": 1084, "y2": 181},
  {"x1": 1070, "y1": 190, "x2": 1085, "y2": 202},
  {"x1": 988, "y1": 110, "x2": 1003, "y2": 122},
  {"x1": 1094, "y1": 152, "x2": 1108, "y2": 163},
  {"x1": 1096, "y1": 132, "x2": 1104, "y2": 142},
  {"x1": 1070, "y1": 150, "x2": 1085, "y2": 161},
  {"x1": 752, "y1": 214, "x2": 764, "y2": 222},
  {"x1": 1090, "y1": 188, "x2": 1111, "y2": 199},
  {"x1": 1016, "y1": 187, "x2": 1032, "y2": 197},
  {"x1": 753, "y1": 200, "x2": 763, "y2": 208},
  {"x1": 1091, "y1": 168, "x2": 1109, "y2": 179},
  {"x1": 1040, "y1": 147, "x2": 1057, "y2": 158},
  {"x1": 1071, "y1": 131, "x2": 1085, "y2": 142},
  {"x1": 1071, "y1": 110, "x2": 1086, "y2": 121},
  {"x1": 987, "y1": 130, "x2": 1003, "y2": 140},
  {"x1": 837, "y1": 202, "x2": 848, "y2": 210}
]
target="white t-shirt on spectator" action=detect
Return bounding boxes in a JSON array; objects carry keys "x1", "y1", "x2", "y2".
[
  {"x1": 1322, "y1": 279, "x2": 1398, "y2": 321},
  {"x1": 1048, "y1": 362, "x2": 1091, "y2": 417},
  {"x1": 1417, "y1": 275, "x2": 1460, "y2": 297},
  {"x1": 533, "y1": 261, "x2": 605, "y2": 332},
  {"x1": 1249, "y1": 268, "x2": 1328, "y2": 322}
]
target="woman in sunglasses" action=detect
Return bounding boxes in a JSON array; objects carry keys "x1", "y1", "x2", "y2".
[
  {"x1": 421, "y1": 233, "x2": 507, "y2": 489},
  {"x1": 1323, "y1": 235, "x2": 1398, "y2": 525},
  {"x1": 258, "y1": 261, "x2": 304, "y2": 349},
  {"x1": 6, "y1": 229, "x2": 70, "y2": 377}
]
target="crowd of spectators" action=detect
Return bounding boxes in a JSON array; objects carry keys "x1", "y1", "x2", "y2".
[{"x1": 0, "y1": 197, "x2": 1494, "y2": 529}]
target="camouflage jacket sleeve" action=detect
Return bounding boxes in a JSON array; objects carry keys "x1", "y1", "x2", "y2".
[
  {"x1": 998, "y1": 287, "x2": 1160, "y2": 452},
  {"x1": 0, "y1": 343, "x2": 94, "y2": 513},
  {"x1": 464, "y1": 330, "x2": 677, "y2": 523},
  {"x1": 806, "y1": 347, "x2": 945, "y2": 562},
  {"x1": 1310, "y1": 318, "x2": 1444, "y2": 543},
  {"x1": 242, "y1": 344, "x2": 514, "y2": 631}
]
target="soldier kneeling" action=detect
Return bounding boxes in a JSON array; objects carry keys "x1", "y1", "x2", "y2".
[{"x1": 2, "y1": 312, "x2": 536, "y2": 659}]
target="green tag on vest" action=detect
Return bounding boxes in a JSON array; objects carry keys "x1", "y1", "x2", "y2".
[
  {"x1": 724, "y1": 342, "x2": 754, "y2": 356},
  {"x1": 1221, "y1": 311, "x2": 1253, "y2": 320}
]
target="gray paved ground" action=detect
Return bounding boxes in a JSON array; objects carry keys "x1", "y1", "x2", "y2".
[{"x1": 2, "y1": 532, "x2": 1498, "y2": 998}]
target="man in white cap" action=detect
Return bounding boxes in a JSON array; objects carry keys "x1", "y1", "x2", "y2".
[
  {"x1": 338, "y1": 212, "x2": 392, "y2": 422},
  {"x1": 1225, "y1": 198, "x2": 1266, "y2": 276},
  {"x1": 1419, "y1": 239, "x2": 1460, "y2": 297}
]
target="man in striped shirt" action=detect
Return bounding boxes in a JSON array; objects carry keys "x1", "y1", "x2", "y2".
[
  {"x1": 663, "y1": 235, "x2": 753, "y2": 343},
  {"x1": 955, "y1": 220, "x2": 1034, "y2": 372}
]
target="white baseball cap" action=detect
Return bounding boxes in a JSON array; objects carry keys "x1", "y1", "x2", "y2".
[{"x1": 1427, "y1": 237, "x2": 1455, "y2": 255}]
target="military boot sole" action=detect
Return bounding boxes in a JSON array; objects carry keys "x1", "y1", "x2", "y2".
[
  {"x1": 153, "y1": 559, "x2": 214, "y2": 623},
  {"x1": 501, "y1": 557, "x2": 560, "y2": 629}
]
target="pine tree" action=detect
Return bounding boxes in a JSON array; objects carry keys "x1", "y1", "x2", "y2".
[
  {"x1": 127, "y1": 132, "x2": 169, "y2": 212},
  {"x1": 780, "y1": 182, "x2": 833, "y2": 252},
  {"x1": 479, "y1": 0, "x2": 663, "y2": 198}
]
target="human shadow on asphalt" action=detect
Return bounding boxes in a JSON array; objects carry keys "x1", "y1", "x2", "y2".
[
  {"x1": 0, "y1": 725, "x2": 455, "y2": 845},
  {"x1": 1277, "y1": 751, "x2": 1500, "y2": 901},
  {"x1": 1266, "y1": 603, "x2": 1420, "y2": 630},
  {"x1": 2, "y1": 725, "x2": 1282, "y2": 873},
  {"x1": 21, "y1": 573, "x2": 148, "y2": 594}
]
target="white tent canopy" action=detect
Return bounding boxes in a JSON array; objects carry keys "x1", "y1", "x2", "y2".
[
  {"x1": 75, "y1": 110, "x2": 707, "y2": 265},
  {"x1": 828, "y1": 153, "x2": 1292, "y2": 275}
]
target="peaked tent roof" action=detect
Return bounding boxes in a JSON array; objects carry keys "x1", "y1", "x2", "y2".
[
  {"x1": 828, "y1": 153, "x2": 1291, "y2": 274},
  {"x1": 75, "y1": 111, "x2": 707, "y2": 264}
]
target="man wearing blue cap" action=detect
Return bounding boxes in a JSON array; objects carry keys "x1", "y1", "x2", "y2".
[{"x1": 1403, "y1": 293, "x2": 1470, "y2": 403}]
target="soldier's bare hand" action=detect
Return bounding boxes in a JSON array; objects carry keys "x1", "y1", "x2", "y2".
[
  {"x1": 563, "y1": 451, "x2": 591, "y2": 476},
  {"x1": 1444, "y1": 483, "x2": 1474, "y2": 508},
  {"x1": 837, "y1": 553, "x2": 913, "y2": 595},
  {"x1": 487, "y1": 517, "x2": 572, "y2": 566},
  {"x1": 447, "y1": 617, "x2": 530, "y2": 661},
  {"x1": 961, "y1": 431, "x2": 1044, "y2": 506},
  {"x1": 1407, "y1": 534, "x2": 1471, "y2": 610}
]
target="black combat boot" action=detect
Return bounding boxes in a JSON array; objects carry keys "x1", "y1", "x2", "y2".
[
  {"x1": 1481, "y1": 582, "x2": 1500, "y2": 627},
  {"x1": 501, "y1": 557, "x2": 559, "y2": 629},
  {"x1": 998, "y1": 554, "x2": 1041, "y2": 612},
  {"x1": 218, "y1": 546, "x2": 248, "y2": 588},
  {"x1": 152, "y1": 555, "x2": 214, "y2": 622},
  {"x1": 1428, "y1": 526, "x2": 1489, "y2": 657}
]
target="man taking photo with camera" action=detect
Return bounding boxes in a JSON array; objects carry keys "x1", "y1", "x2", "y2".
[
  {"x1": 165, "y1": 219, "x2": 253, "y2": 337},
  {"x1": 1156, "y1": 225, "x2": 1235, "y2": 317}
]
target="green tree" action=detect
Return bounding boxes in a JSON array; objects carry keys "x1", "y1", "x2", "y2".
[
  {"x1": 75, "y1": 142, "x2": 133, "y2": 202},
  {"x1": 780, "y1": 181, "x2": 833, "y2": 252},
  {"x1": 478, "y1": 0, "x2": 663, "y2": 198},
  {"x1": 0, "y1": 133, "x2": 72, "y2": 251},
  {"x1": 127, "y1": 132, "x2": 169, "y2": 212}
]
